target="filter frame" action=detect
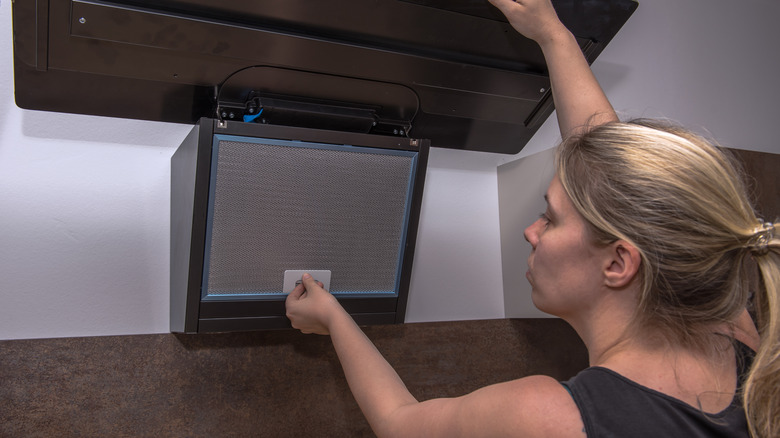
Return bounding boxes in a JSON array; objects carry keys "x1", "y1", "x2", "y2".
[{"x1": 171, "y1": 118, "x2": 429, "y2": 333}]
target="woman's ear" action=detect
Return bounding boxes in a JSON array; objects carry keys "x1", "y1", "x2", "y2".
[{"x1": 603, "y1": 240, "x2": 641, "y2": 288}]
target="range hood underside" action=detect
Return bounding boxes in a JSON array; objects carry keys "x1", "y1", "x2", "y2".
[{"x1": 12, "y1": 0, "x2": 636, "y2": 154}]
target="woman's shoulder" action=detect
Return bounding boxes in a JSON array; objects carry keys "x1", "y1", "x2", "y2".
[
  {"x1": 387, "y1": 375, "x2": 586, "y2": 437},
  {"x1": 462, "y1": 375, "x2": 586, "y2": 437}
]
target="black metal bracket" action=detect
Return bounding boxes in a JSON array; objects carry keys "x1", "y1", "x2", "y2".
[{"x1": 217, "y1": 91, "x2": 413, "y2": 138}]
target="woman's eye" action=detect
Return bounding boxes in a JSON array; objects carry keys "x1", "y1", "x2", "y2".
[{"x1": 539, "y1": 213, "x2": 551, "y2": 226}]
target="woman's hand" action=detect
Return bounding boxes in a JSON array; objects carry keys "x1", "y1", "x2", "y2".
[
  {"x1": 285, "y1": 273, "x2": 345, "y2": 335},
  {"x1": 487, "y1": 0, "x2": 568, "y2": 46},
  {"x1": 489, "y1": 0, "x2": 618, "y2": 135}
]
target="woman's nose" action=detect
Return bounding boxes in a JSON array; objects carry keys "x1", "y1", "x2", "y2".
[{"x1": 524, "y1": 219, "x2": 541, "y2": 248}]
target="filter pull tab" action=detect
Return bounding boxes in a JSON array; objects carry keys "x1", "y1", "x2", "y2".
[{"x1": 283, "y1": 270, "x2": 332, "y2": 293}]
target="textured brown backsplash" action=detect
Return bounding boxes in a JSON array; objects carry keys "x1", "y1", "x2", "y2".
[{"x1": 1, "y1": 318, "x2": 587, "y2": 437}]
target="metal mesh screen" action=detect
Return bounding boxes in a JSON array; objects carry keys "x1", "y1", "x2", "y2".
[{"x1": 203, "y1": 138, "x2": 416, "y2": 296}]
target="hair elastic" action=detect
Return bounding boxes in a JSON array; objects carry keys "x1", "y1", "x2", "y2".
[{"x1": 748, "y1": 220, "x2": 775, "y2": 255}]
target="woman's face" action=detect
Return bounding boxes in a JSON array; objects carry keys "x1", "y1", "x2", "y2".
[{"x1": 523, "y1": 176, "x2": 608, "y2": 319}]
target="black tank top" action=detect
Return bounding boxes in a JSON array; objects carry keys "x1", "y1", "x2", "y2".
[{"x1": 561, "y1": 342, "x2": 754, "y2": 437}]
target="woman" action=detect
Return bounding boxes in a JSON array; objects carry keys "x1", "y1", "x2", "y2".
[{"x1": 285, "y1": 0, "x2": 779, "y2": 436}]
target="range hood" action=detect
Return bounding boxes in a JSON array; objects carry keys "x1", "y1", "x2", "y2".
[{"x1": 12, "y1": 0, "x2": 637, "y2": 154}]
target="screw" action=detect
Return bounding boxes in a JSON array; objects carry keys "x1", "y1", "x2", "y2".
[
  {"x1": 228, "y1": 112, "x2": 235, "y2": 119},
  {"x1": 540, "y1": 88, "x2": 546, "y2": 93},
  {"x1": 221, "y1": 111, "x2": 227, "y2": 118},
  {"x1": 79, "y1": 17, "x2": 86, "y2": 24}
]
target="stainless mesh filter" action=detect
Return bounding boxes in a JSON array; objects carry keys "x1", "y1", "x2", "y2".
[{"x1": 203, "y1": 138, "x2": 416, "y2": 296}]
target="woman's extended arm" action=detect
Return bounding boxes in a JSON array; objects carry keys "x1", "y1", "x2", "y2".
[
  {"x1": 285, "y1": 274, "x2": 583, "y2": 438},
  {"x1": 285, "y1": 274, "x2": 417, "y2": 432},
  {"x1": 488, "y1": 0, "x2": 618, "y2": 136}
]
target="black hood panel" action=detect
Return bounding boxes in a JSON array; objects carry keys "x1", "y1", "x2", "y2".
[{"x1": 12, "y1": 0, "x2": 636, "y2": 153}]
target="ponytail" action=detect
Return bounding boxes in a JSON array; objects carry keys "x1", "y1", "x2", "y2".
[{"x1": 744, "y1": 230, "x2": 780, "y2": 438}]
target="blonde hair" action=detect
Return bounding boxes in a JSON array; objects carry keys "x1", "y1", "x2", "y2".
[{"x1": 555, "y1": 119, "x2": 779, "y2": 438}]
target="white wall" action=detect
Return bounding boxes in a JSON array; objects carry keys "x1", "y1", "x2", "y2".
[
  {"x1": 2, "y1": 0, "x2": 779, "y2": 340},
  {"x1": 498, "y1": 148, "x2": 556, "y2": 319},
  {"x1": 405, "y1": 148, "x2": 505, "y2": 323},
  {"x1": 498, "y1": 0, "x2": 780, "y2": 317}
]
